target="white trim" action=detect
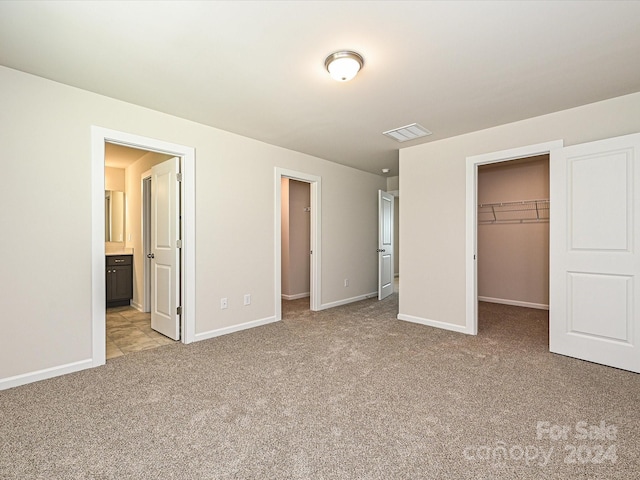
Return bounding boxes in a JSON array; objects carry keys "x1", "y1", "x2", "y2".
[
  {"x1": 478, "y1": 296, "x2": 549, "y2": 310},
  {"x1": 91, "y1": 126, "x2": 197, "y2": 374},
  {"x1": 194, "y1": 316, "x2": 279, "y2": 342},
  {"x1": 465, "y1": 140, "x2": 563, "y2": 336},
  {"x1": 281, "y1": 292, "x2": 310, "y2": 300},
  {"x1": 275, "y1": 168, "x2": 322, "y2": 320},
  {"x1": 91, "y1": 130, "x2": 107, "y2": 366},
  {"x1": 0, "y1": 359, "x2": 93, "y2": 391},
  {"x1": 130, "y1": 300, "x2": 144, "y2": 311},
  {"x1": 141, "y1": 171, "x2": 152, "y2": 313},
  {"x1": 318, "y1": 292, "x2": 377, "y2": 310},
  {"x1": 181, "y1": 152, "x2": 196, "y2": 344},
  {"x1": 397, "y1": 314, "x2": 469, "y2": 334}
]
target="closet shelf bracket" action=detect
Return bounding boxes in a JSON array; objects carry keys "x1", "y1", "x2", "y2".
[{"x1": 478, "y1": 199, "x2": 549, "y2": 224}]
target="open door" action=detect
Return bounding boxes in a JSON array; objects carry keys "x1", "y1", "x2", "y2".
[
  {"x1": 550, "y1": 133, "x2": 640, "y2": 373},
  {"x1": 378, "y1": 190, "x2": 394, "y2": 300},
  {"x1": 150, "y1": 157, "x2": 181, "y2": 340}
]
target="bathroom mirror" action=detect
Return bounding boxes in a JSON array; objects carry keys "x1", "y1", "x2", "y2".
[{"x1": 105, "y1": 190, "x2": 125, "y2": 242}]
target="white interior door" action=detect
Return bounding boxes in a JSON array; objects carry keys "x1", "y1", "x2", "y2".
[
  {"x1": 550, "y1": 133, "x2": 640, "y2": 373},
  {"x1": 378, "y1": 190, "x2": 394, "y2": 300},
  {"x1": 150, "y1": 157, "x2": 180, "y2": 340}
]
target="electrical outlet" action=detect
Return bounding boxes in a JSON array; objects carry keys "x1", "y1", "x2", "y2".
[
  {"x1": 220, "y1": 297, "x2": 228, "y2": 309},
  {"x1": 244, "y1": 294, "x2": 251, "y2": 306},
  {"x1": 344, "y1": 278, "x2": 349, "y2": 287}
]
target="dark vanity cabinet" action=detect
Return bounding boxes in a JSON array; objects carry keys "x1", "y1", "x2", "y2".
[{"x1": 106, "y1": 255, "x2": 133, "y2": 307}]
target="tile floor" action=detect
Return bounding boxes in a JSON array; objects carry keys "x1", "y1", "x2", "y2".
[{"x1": 106, "y1": 306, "x2": 176, "y2": 359}]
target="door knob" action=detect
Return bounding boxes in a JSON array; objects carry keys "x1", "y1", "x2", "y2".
[{"x1": 147, "y1": 253, "x2": 155, "y2": 259}]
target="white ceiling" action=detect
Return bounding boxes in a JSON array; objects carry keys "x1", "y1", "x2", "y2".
[{"x1": 1, "y1": 1, "x2": 639, "y2": 176}]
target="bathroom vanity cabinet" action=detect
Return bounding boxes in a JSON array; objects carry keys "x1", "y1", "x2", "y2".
[{"x1": 106, "y1": 255, "x2": 133, "y2": 307}]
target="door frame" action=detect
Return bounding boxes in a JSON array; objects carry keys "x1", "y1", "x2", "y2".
[
  {"x1": 141, "y1": 172, "x2": 152, "y2": 313},
  {"x1": 91, "y1": 126, "x2": 196, "y2": 367},
  {"x1": 275, "y1": 168, "x2": 321, "y2": 319},
  {"x1": 464, "y1": 140, "x2": 563, "y2": 335}
]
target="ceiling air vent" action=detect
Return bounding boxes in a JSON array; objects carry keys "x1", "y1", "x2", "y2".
[{"x1": 383, "y1": 123, "x2": 432, "y2": 142}]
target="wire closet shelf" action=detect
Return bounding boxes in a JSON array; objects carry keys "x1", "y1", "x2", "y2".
[{"x1": 478, "y1": 199, "x2": 549, "y2": 224}]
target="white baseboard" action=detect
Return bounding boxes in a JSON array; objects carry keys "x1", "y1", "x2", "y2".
[
  {"x1": 281, "y1": 292, "x2": 310, "y2": 301},
  {"x1": 0, "y1": 358, "x2": 94, "y2": 391},
  {"x1": 478, "y1": 296, "x2": 549, "y2": 310},
  {"x1": 318, "y1": 292, "x2": 378, "y2": 311},
  {"x1": 194, "y1": 315, "x2": 279, "y2": 342},
  {"x1": 130, "y1": 300, "x2": 143, "y2": 311},
  {"x1": 397, "y1": 313, "x2": 471, "y2": 334}
]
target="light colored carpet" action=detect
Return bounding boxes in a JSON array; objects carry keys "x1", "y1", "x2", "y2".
[{"x1": 1, "y1": 295, "x2": 638, "y2": 479}]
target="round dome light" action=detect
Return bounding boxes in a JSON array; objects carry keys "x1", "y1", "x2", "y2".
[{"x1": 324, "y1": 51, "x2": 364, "y2": 82}]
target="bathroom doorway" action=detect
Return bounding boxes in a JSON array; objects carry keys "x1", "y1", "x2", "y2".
[
  {"x1": 104, "y1": 145, "x2": 181, "y2": 357},
  {"x1": 91, "y1": 127, "x2": 196, "y2": 366}
]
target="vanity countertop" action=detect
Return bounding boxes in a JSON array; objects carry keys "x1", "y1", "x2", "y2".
[{"x1": 106, "y1": 248, "x2": 133, "y2": 256}]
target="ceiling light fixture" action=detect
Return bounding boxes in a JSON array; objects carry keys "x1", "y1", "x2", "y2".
[{"x1": 325, "y1": 50, "x2": 364, "y2": 82}]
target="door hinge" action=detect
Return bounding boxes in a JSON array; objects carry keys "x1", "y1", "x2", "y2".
[
  {"x1": 177, "y1": 239, "x2": 183, "y2": 248},
  {"x1": 177, "y1": 172, "x2": 183, "y2": 182},
  {"x1": 177, "y1": 306, "x2": 182, "y2": 316}
]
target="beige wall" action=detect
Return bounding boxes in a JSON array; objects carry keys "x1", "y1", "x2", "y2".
[
  {"x1": 387, "y1": 175, "x2": 399, "y2": 192},
  {"x1": 477, "y1": 156, "x2": 549, "y2": 307},
  {"x1": 105, "y1": 166, "x2": 125, "y2": 191},
  {"x1": 386, "y1": 176, "x2": 400, "y2": 275},
  {"x1": 400, "y1": 91, "x2": 640, "y2": 329},
  {"x1": 0, "y1": 66, "x2": 385, "y2": 383},
  {"x1": 281, "y1": 179, "x2": 310, "y2": 298},
  {"x1": 280, "y1": 178, "x2": 291, "y2": 296}
]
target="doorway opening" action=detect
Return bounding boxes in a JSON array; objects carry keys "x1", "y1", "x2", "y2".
[
  {"x1": 465, "y1": 140, "x2": 563, "y2": 336},
  {"x1": 91, "y1": 127, "x2": 196, "y2": 368},
  {"x1": 280, "y1": 178, "x2": 311, "y2": 319},
  {"x1": 104, "y1": 145, "x2": 176, "y2": 358},
  {"x1": 476, "y1": 155, "x2": 550, "y2": 339},
  {"x1": 274, "y1": 168, "x2": 321, "y2": 320}
]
